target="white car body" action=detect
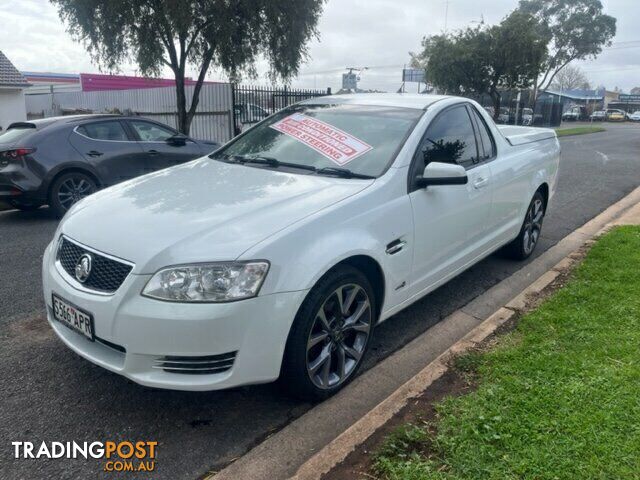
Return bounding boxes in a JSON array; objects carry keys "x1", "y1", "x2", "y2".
[
  {"x1": 42, "y1": 94, "x2": 560, "y2": 391},
  {"x1": 629, "y1": 111, "x2": 640, "y2": 122}
]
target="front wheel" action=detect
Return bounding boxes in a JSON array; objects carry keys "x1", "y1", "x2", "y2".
[
  {"x1": 281, "y1": 266, "x2": 377, "y2": 401},
  {"x1": 503, "y1": 191, "x2": 545, "y2": 260},
  {"x1": 48, "y1": 172, "x2": 98, "y2": 218}
]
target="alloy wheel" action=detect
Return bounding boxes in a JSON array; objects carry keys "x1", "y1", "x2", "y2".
[
  {"x1": 57, "y1": 176, "x2": 95, "y2": 210},
  {"x1": 523, "y1": 198, "x2": 544, "y2": 255},
  {"x1": 306, "y1": 283, "x2": 372, "y2": 389}
]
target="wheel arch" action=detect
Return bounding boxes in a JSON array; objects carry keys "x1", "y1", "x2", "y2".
[
  {"x1": 329, "y1": 255, "x2": 386, "y2": 317},
  {"x1": 45, "y1": 165, "x2": 102, "y2": 201},
  {"x1": 536, "y1": 182, "x2": 549, "y2": 211}
]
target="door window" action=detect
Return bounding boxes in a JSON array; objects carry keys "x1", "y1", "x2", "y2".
[
  {"x1": 418, "y1": 106, "x2": 478, "y2": 171},
  {"x1": 129, "y1": 121, "x2": 176, "y2": 142},
  {"x1": 469, "y1": 107, "x2": 496, "y2": 160},
  {"x1": 77, "y1": 121, "x2": 129, "y2": 141}
]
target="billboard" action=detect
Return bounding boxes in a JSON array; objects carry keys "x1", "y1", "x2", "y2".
[{"x1": 402, "y1": 68, "x2": 425, "y2": 83}]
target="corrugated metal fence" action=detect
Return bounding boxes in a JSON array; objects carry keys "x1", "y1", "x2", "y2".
[{"x1": 26, "y1": 83, "x2": 234, "y2": 142}]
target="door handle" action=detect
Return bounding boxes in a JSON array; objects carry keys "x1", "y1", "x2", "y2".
[
  {"x1": 86, "y1": 150, "x2": 103, "y2": 157},
  {"x1": 386, "y1": 239, "x2": 407, "y2": 255},
  {"x1": 473, "y1": 177, "x2": 489, "y2": 189},
  {"x1": 147, "y1": 150, "x2": 159, "y2": 155}
]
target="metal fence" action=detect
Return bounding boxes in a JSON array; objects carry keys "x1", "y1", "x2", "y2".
[
  {"x1": 25, "y1": 83, "x2": 332, "y2": 142},
  {"x1": 26, "y1": 83, "x2": 235, "y2": 142},
  {"x1": 474, "y1": 91, "x2": 562, "y2": 127},
  {"x1": 231, "y1": 85, "x2": 330, "y2": 135}
]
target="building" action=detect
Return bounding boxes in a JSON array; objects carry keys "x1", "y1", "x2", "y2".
[
  {"x1": 539, "y1": 88, "x2": 606, "y2": 113},
  {"x1": 607, "y1": 94, "x2": 640, "y2": 114},
  {"x1": 22, "y1": 71, "x2": 215, "y2": 95},
  {"x1": 0, "y1": 51, "x2": 29, "y2": 131},
  {"x1": 22, "y1": 72, "x2": 81, "y2": 94}
]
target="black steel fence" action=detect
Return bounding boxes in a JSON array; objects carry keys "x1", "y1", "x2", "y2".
[
  {"x1": 475, "y1": 91, "x2": 562, "y2": 127},
  {"x1": 232, "y1": 85, "x2": 331, "y2": 135}
]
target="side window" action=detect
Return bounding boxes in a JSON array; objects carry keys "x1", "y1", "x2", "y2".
[
  {"x1": 469, "y1": 107, "x2": 496, "y2": 160},
  {"x1": 129, "y1": 120, "x2": 176, "y2": 142},
  {"x1": 418, "y1": 106, "x2": 478, "y2": 170},
  {"x1": 77, "y1": 121, "x2": 128, "y2": 141}
]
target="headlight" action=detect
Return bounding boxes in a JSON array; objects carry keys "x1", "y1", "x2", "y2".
[{"x1": 142, "y1": 261, "x2": 269, "y2": 302}]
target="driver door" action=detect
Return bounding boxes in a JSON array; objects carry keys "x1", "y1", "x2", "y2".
[
  {"x1": 407, "y1": 104, "x2": 493, "y2": 298},
  {"x1": 126, "y1": 119, "x2": 203, "y2": 173}
]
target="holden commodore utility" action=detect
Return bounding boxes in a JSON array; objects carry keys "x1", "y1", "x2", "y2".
[{"x1": 42, "y1": 94, "x2": 560, "y2": 400}]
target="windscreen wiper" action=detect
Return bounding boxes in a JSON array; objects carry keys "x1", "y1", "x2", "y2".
[
  {"x1": 229, "y1": 155, "x2": 318, "y2": 173},
  {"x1": 315, "y1": 167, "x2": 376, "y2": 179}
]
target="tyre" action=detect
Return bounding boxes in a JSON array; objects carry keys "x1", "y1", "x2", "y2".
[
  {"x1": 281, "y1": 266, "x2": 377, "y2": 401},
  {"x1": 8, "y1": 199, "x2": 43, "y2": 211},
  {"x1": 503, "y1": 191, "x2": 545, "y2": 260},
  {"x1": 48, "y1": 172, "x2": 98, "y2": 218}
]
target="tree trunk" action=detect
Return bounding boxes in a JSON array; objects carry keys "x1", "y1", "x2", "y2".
[
  {"x1": 491, "y1": 91, "x2": 502, "y2": 121},
  {"x1": 175, "y1": 75, "x2": 190, "y2": 134}
]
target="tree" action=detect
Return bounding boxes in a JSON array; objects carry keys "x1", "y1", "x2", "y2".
[
  {"x1": 52, "y1": 0, "x2": 325, "y2": 134},
  {"x1": 550, "y1": 64, "x2": 591, "y2": 91},
  {"x1": 518, "y1": 0, "x2": 616, "y2": 100},
  {"x1": 411, "y1": 11, "x2": 547, "y2": 120},
  {"x1": 631, "y1": 87, "x2": 640, "y2": 95}
]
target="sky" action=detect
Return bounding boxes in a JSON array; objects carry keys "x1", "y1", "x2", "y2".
[{"x1": 1, "y1": 0, "x2": 639, "y2": 93}]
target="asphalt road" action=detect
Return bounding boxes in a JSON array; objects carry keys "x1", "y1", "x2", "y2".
[{"x1": 1, "y1": 123, "x2": 640, "y2": 479}]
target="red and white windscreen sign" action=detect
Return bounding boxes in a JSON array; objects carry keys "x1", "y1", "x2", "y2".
[{"x1": 270, "y1": 113, "x2": 372, "y2": 166}]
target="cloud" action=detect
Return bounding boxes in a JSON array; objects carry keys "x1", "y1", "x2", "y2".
[{"x1": 1, "y1": 0, "x2": 638, "y2": 92}]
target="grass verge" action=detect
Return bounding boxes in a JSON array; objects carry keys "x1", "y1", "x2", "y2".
[
  {"x1": 373, "y1": 226, "x2": 640, "y2": 479},
  {"x1": 555, "y1": 126, "x2": 606, "y2": 137}
]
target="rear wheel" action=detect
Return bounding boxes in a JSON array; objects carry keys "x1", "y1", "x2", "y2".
[
  {"x1": 503, "y1": 191, "x2": 545, "y2": 260},
  {"x1": 48, "y1": 172, "x2": 97, "y2": 218},
  {"x1": 281, "y1": 266, "x2": 377, "y2": 401}
]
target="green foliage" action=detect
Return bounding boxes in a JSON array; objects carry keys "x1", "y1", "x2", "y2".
[
  {"x1": 51, "y1": 0, "x2": 325, "y2": 133},
  {"x1": 555, "y1": 126, "x2": 606, "y2": 137},
  {"x1": 518, "y1": 0, "x2": 616, "y2": 93},
  {"x1": 413, "y1": 11, "x2": 547, "y2": 118},
  {"x1": 373, "y1": 226, "x2": 640, "y2": 479}
]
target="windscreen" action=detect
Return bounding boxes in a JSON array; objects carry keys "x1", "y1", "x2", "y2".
[{"x1": 213, "y1": 104, "x2": 423, "y2": 177}]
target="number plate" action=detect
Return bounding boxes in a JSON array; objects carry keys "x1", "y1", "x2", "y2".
[{"x1": 52, "y1": 294, "x2": 94, "y2": 341}]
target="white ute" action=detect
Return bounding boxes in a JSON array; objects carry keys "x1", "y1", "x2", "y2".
[{"x1": 42, "y1": 94, "x2": 560, "y2": 399}]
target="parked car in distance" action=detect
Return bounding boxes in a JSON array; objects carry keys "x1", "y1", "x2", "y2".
[
  {"x1": 605, "y1": 109, "x2": 628, "y2": 122},
  {"x1": 561, "y1": 106, "x2": 585, "y2": 122},
  {"x1": 42, "y1": 94, "x2": 560, "y2": 400},
  {"x1": 0, "y1": 115, "x2": 219, "y2": 216},
  {"x1": 590, "y1": 110, "x2": 607, "y2": 121},
  {"x1": 497, "y1": 107, "x2": 510, "y2": 124},
  {"x1": 234, "y1": 103, "x2": 271, "y2": 134},
  {"x1": 628, "y1": 111, "x2": 640, "y2": 122},
  {"x1": 607, "y1": 110, "x2": 626, "y2": 122}
]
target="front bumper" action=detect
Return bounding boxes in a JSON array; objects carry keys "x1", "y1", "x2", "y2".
[{"x1": 42, "y1": 241, "x2": 308, "y2": 391}]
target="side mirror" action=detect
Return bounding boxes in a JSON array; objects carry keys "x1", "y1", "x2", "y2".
[
  {"x1": 167, "y1": 133, "x2": 188, "y2": 146},
  {"x1": 416, "y1": 162, "x2": 468, "y2": 188}
]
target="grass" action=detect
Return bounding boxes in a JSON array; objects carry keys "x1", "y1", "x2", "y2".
[
  {"x1": 555, "y1": 126, "x2": 606, "y2": 137},
  {"x1": 373, "y1": 226, "x2": 640, "y2": 480}
]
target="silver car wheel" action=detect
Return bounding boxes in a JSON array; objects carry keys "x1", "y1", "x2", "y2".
[{"x1": 306, "y1": 283, "x2": 372, "y2": 389}]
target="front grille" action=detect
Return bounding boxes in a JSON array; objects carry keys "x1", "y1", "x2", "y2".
[
  {"x1": 153, "y1": 352, "x2": 237, "y2": 375},
  {"x1": 57, "y1": 237, "x2": 133, "y2": 293}
]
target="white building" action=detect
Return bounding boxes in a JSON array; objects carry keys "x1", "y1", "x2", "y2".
[{"x1": 0, "y1": 51, "x2": 29, "y2": 131}]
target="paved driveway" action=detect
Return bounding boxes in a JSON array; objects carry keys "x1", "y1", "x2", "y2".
[{"x1": 1, "y1": 123, "x2": 640, "y2": 479}]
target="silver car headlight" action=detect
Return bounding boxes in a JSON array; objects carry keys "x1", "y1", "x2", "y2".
[{"x1": 142, "y1": 261, "x2": 270, "y2": 302}]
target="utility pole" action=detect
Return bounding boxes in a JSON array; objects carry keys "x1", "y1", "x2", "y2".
[{"x1": 444, "y1": 0, "x2": 450, "y2": 33}]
